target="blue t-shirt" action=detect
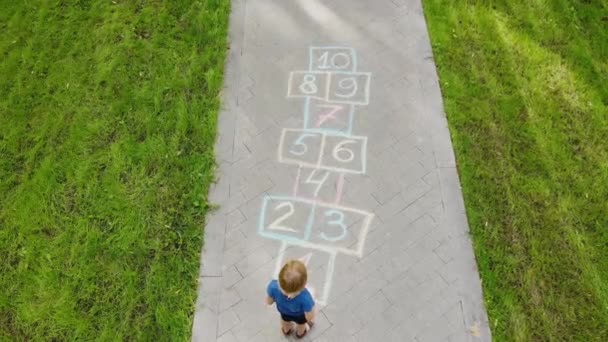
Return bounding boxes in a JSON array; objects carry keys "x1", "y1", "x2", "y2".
[{"x1": 267, "y1": 280, "x2": 314, "y2": 316}]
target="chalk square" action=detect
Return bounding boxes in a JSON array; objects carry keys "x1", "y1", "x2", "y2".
[
  {"x1": 258, "y1": 196, "x2": 314, "y2": 242},
  {"x1": 287, "y1": 71, "x2": 330, "y2": 100},
  {"x1": 308, "y1": 203, "x2": 374, "y2": 257},
  {"x1": 320, "y1": 134, "x2": 367, "y2": 174},
  {"x1": 273, "y1": 243, "x2": 335, "y2": 306},
  {"x1": 278, "y1": 129, "x2": 324, "y2": 168},
  {"x1": 294, "y1": 166, "x2": 344, "y2": 204},
  {"x1": 303, "y1": 98, "x2": 355, "y2": 135},
  {"x1": 309, "y1": 46, "x2": 357, "y2": 72},
  {"x1": 326, "y1": 71, "x2": 371, "y2": 105}
]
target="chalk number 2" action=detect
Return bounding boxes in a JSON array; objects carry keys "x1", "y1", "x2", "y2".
[{"x1": 268, "y1": 202, "x2": 296, "y2": 232}]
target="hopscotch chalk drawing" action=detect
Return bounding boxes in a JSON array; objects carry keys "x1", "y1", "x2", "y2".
[{"x1": 259, "y1": 46, "x2": 373, "y2": 306}]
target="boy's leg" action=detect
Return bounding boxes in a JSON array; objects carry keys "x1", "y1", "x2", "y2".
[
  {"x1": 295, "y1": 323, "x2": 307, "y2": 337},
  {"x1": 281, "y1": 320, "x2": 293, "y2": 334}
]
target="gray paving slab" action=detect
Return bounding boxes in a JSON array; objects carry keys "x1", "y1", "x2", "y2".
[{"x1": 194, "y1": 0, "x2": 491, "y2": 341}]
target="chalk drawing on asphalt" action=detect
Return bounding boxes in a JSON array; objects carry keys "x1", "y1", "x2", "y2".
[
  {"x1": 278, "y1": 128, "x2": 368, "y2": 174},
  {"x1": 260, "y1": 46, "x2": 373, "y2": 306}
]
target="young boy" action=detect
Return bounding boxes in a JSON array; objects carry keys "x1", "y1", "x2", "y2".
[{"x1": 266, "y1": 260, "x2": 315, "y2": 338}]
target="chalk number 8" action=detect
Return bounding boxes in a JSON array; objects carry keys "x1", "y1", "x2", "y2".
[{"x1": 299, "y1": 74, "x2": 318, "y2": 94}]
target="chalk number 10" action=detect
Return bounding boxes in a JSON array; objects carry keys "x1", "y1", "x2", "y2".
[{"x1": 317, "y1": 51, "x2": 352, "y2": 70}]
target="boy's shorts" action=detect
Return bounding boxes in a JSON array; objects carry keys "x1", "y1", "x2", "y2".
[{"x1": 280, "y1": 313, "x2": 307, "y2": 324}]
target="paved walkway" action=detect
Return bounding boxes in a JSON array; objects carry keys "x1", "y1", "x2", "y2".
[{"x1": 193, "y1": 0, "x2": 491, "y2": 341}]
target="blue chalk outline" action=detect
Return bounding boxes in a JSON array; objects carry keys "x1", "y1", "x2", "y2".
[
  {"x1": 309, "y1": 46, "x2": 358, "y2": 72},
  {"x1": 348, "y1": 104, "x2": 356, "y2": 135},
  {"x1": 302, "y1": 97, "x2": 311, "y2": 131},
  {"x1": 258, "y1": 195, "x2": 316, "y2": 243},
  {"x1": 306, "y1": 201, "x2": 316, "y2": 241},
  {"x1": 360, "y1": 136, "x2": 368, "y2": 174}
]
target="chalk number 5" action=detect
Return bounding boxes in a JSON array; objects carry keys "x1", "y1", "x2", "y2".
[{"x1": 290, "y1": 133, "x2": 316, "y2": 156}]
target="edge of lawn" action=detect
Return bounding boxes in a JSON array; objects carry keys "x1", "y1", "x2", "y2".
[
  {"x1": 423, "y1": 0, "x2": 608, "y2": 340},
  {"x1": 0, "y1": 1, "x2": 231, "y2": 340}
]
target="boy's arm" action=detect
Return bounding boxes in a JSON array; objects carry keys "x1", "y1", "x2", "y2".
[
  {"x1": 265, "y1": 281, "x2": 275, "y2": 306},
  {"x1": 304, "y1": 305, "x2": 315, "y2": 322}
]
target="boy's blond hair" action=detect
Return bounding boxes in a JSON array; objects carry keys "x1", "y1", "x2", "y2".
[{"x1": 278, "y1": 260, "x2": 307, "y2": 293}]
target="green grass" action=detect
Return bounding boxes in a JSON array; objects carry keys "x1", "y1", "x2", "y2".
[
  {"x1": 0, "y1": 0, "x2": 229, "y2": 339},
  {"x1": 423, "y1": 0, "x2": 608, "y2": 340}
]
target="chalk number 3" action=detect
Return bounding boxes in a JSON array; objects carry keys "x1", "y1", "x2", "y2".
[{"x1": 320, "y1": 210, "x2": 347, "y2": 241}]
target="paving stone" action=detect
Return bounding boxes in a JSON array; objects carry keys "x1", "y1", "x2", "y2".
[
  {"x1": 217, "y1": 330, "x2": 238, "y2": 342},
  {"x1": 232, "y1": 258, "x2": 276, "y2": 300},
  {"x1": 414, "y1": 314, "x2": 454, "y2": 342},
  {"x1": 223, "y1": 229, "x2": 247, "y2": 252},
  {"x1": 229, "y1": 299, "x2": 275, "y2": 342},
  {"x1": 354, "y1": 290, "x2": 391, "y2": 323},
  {"x1": 305, "y1": 311, "x2": 333, "y2": 340},
  {"x1": 222, "y1": 235, "x2": 277, "y2": 268},
  {"x1": 449, "y1": 330, "x2": 473, "y2": 342},
  {"x1": 218, "y1": 309, "x2": 240, "y2": 336},
  {"x1": 314, "y1": 328, "x2": 358, "y2": 342},
  {"x1": 376, "y1": 247, "x2": 415, "y2": 283},
  {"x1": 192, "y1": 305, "x2": 220, "y2": 342},
  {"x1": 226, "y1": 209, "x2": 247, "y2": 229},
  {"x1": 240, "y1": 174, "x2": 274, "y2": 202},
  {"x1": 375, "y1": 180, "x2": 432, "y2": 222},
  {"x1": 442, "y1": 301, "x2": 466, "y2": 332},
  {"x1": 387, "y1": 313, "x2": 422, "y2": 341},
  {"x1": 221, "y1": 265, "x2": 244, "y2": 289},
  {"x1": 219, "y1": 287, "x2": 242, "y2": 312}
]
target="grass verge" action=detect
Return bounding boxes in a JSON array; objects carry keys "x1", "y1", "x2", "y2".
[
  {"x1": 0, "y1": 0, "x2": 229, "y2": 339},
  {"x1": 424, "y1": 0, "x2": 608, "y2": 340}
]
